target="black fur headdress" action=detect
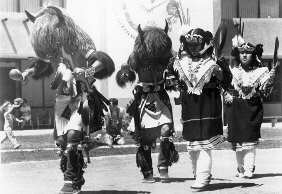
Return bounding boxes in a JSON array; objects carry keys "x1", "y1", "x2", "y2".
[{"x1": 116, "y1": 22, "x2": 173, "y2": 87}]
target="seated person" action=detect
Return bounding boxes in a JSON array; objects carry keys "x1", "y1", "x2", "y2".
[
  {"x1": 104, "y1": 98, "x2": 126, "y2": 145},
  {"x1": 19, "y1": 99, "x2": 32, "y2": 127},
  {"x1": 14, "y1": 98, "x2": 32, "y2": 128}
]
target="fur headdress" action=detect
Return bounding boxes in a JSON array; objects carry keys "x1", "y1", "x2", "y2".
[
  {"x1": 24, "y1": 6, "x2": 115, "y2": 80},
  {"x1": 26, "y1": 6, "x2": 95, "y2": 66},
  {"x1": 116, "y1": 22, "x2": 173, "y2": 87}
]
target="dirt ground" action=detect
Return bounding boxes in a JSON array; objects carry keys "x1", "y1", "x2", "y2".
[{"x1": 1, "y1": 149, "x2": 282, "y2": 194}]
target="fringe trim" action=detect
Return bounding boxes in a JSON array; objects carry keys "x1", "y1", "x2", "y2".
[
  {"x1": 232, "y1": 141, "x2": 258, "y2": 151},
  {"x1": 174, "y1": 57, "x2": 217, "y2": 95},
  {"x1": 231, "y1": 66, "x2": 269, "y2": 99},
  {"x1": 186, "y1": 135, "x2": 225, "y2": 150}
]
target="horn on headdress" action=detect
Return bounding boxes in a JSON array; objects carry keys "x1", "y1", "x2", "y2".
[
  {"x1": 25, "y1": 10, "x2": 36, "y2": 23},
  {"x1": 137, "y1": 24, "x2": 144, "y2": 42},
  {"x1": 164, "y1": 20, "x2": 169, "y2": 34},
  {"x1": 46, "y1": 6, "x2": 65, "y2": 26}
]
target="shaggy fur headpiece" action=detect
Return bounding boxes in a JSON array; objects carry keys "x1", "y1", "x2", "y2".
[
  {"x1": 25, "y1": 6, "x2": 115, "y2": 80},
  {"x1": 26, "y1": 6, "x2": 95, "y2": 68},
  {"x1": 116, "y1": 22, "x2": 173, "y2": 87}
]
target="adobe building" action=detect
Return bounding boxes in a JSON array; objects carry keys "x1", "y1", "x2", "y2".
[{"x1": 0, "y1": 0, "x2": 65, "y2": 129}]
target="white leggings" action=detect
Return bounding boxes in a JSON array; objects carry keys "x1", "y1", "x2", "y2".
[
  {"x1": 236, "y1": 148, "x2": 256, "y2": 172},
  {"x1": 189, "y1": 150, "x2": 212, "y2": 183}
]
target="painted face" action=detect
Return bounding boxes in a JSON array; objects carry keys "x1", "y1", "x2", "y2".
[{"x1": 239, "y1": 51, "x2": 252, "y2": 67}]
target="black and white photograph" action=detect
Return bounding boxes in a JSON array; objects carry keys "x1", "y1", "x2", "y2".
[{"x1": 0, "y1": 0, "x2": 282, "y2": 193}]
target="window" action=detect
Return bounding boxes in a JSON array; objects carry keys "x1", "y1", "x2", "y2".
[{"x1": 222, "y1": 0, "x2": 280, "y2": 18}]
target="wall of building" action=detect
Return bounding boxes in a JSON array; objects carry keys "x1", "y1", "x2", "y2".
[
  {"x1": 220, "y1": 0, "x2": 282, "y2": 118},
  {"x1": 0, "y1": 0, "x2": 65, "y2": 129},
  {"x1": 66, "y1": 0, "x2": 219, "y2": 100}
]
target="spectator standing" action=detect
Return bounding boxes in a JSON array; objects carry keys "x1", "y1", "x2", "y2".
[{"x1": 0, "y1": 100, "x2": 22, "y2": 149}]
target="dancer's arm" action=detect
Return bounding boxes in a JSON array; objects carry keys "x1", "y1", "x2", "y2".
[
  {"x1": 260, "y1": 62, "x2": 280, "y2": 98},
  {"x1": 216, "y1": 57, "x2": 232, "y2": 91}
]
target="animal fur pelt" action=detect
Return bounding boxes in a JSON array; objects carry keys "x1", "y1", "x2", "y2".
[
  {"x1": 136, "y1": 146, "x2": 151, "y2": 170},
  {"x1": 27, "y1": 57, "x2": 53, "y2": 80},
  {"x1": 78, "y1": 86, "x2": 109, "y2": 133},
  {"x1": 160, "y1": 139, "x2": 179, "y2": 165},
  {"x1": 87, "y1": 51, "x2": 115, "y2": 79},
  {"x1": 115, "y1": 63, "x2": 136, "y2": 87},
  {"x1": 116, "y1": 22, "x2": 173, "y2": 87},
  {"x1": 27, "y1": 6, "x2": 96, "y2": 67}
]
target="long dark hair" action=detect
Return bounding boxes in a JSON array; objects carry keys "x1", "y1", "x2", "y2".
[{"x1": 179, "y1": 28, "x2": 214, "y2": 58}]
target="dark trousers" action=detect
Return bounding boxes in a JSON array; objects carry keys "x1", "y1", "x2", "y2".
[
  {"x1": 138, "y1": 123, "x2": 174, "y2": 175},
  {"x1": 61, "y1": 130, "x2": 85, "y2": 188}
]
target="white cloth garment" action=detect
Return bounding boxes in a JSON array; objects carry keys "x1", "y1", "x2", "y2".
[
  {"x1": 244, "y1": 148, "x2": 256, "y2": 173},
  {"x1": 189, "y1": 150, "x2": 212, "y2": 185},
  {"x1": 235, "y1": 148, "x2": 256, "y2": 173},
  {"x1": 189, "y1": 150, "x2": 199, "y2": 178},
  {"x1": 55, "y1": 95, "x2": 72, "y2": 136},
  {"x1": 63, "y1": 110, "x2": 85, "y2": 134},
  {"x1": 140, "y1": 93, "x2": 172, "y2": 129}
]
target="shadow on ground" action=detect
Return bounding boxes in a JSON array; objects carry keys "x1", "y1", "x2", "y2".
[
  {"x1": 81, "y1": 191, "x2": 150, "y2": 194},
  {"x1": 198, "y1": 182, "x2": 262, "y2": 192},
  {"x1": 253, "y1": 173, "x2": 282, "y2": 179},
  {"x1": 154, "y1": 177, "x2": 194, "y2": 183}
]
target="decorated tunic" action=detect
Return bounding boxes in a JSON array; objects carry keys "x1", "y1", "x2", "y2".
[
  {"x1": 126, "y1": 66, "x2": 173, "y2": 145},
  {"x1": 225, "y1": 65, "x2": 276, "y2": 147},
  {"x1": 173, "y1": 55, "x2": 227, "y2": 150},
  {"x1": 127, "y1": 81, "x2": 173, "y2": 130}
]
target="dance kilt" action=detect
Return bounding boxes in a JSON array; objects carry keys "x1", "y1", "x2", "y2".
[
  {"x1": 226, "y1": 96, "x2": 263, "y2": 145},
  {"x1": 181, "y1": 87, "x2": 224, "y2": 150}
]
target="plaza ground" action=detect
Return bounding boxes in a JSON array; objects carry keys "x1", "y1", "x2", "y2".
[
  {"x1": 1, "y1": 123, "x2": 282, "y2": 193},
  {"x1": 1, "y1": 122, "x2": 282, "y2": 163},
  {"x1": 1, "y1": 149, "x2": 282, "y2": 194}
]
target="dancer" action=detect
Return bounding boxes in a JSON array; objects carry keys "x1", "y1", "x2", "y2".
[
  {"x1": 224, "y1": 35, "x2": 279, "y2": 179},
  {"x1": 115, "y1": 22, "x2": 179, "y2": 183},
  {"x1": 9, "y1": 6, "x2": 115, "y2": 194},
  {"x1": 170, "y1": 28, "x2": 232, "y2": 189}
]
